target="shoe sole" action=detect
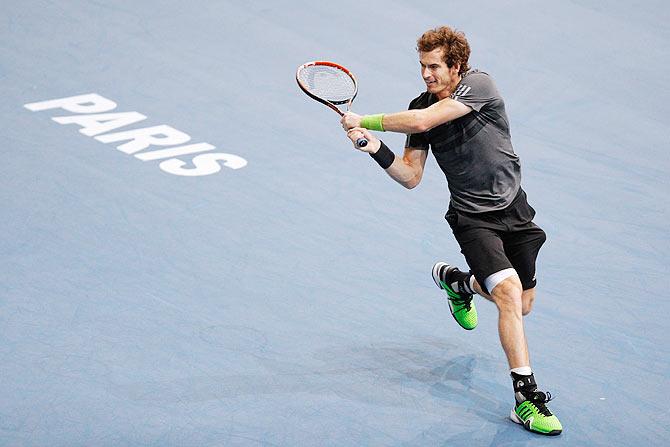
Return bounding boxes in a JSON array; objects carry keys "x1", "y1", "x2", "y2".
[{"x1": 510, "y1": 408, "x2": 562, "y2": 436}]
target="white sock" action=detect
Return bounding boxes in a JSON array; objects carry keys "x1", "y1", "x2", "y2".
[
  {"x1": 452, "y1": 274, "x2": 475, "y2": 294},
  {"x1": 510, "y1": 366, "x2": 532, "y2": 376},
  {"x1": 468, "y1": 275, "x2": 476, "y2": 294},
  {"x1": 511, "y1": 366, "x2": 534, "y2": 402}
]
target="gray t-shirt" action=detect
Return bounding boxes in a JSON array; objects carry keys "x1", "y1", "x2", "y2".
[{"x1": 405, "y1": 70, "x2": 521, "y2": 213}]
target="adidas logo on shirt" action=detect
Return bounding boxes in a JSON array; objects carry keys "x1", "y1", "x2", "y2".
[{"x1": 452, "y1": 84, "x2": 472, "y2": 99}]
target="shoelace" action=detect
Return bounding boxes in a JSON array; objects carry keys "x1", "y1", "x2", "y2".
[
  {"x1": 439, "y1": 273, "x2": 474, "y2": 311},
  {"x1": 525, "y1": 390, "x2": 554, "y2": 417},
  {"x1": 448, "y1": 292, "x2": 473, "y2": 311}
]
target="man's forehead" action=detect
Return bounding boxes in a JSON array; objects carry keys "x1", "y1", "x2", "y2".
[{"x1": 419, "y1": 48, "x2": 446, "y2": 64}]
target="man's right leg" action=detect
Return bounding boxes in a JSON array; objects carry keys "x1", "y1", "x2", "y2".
[
  {"x1": 431, "y1": 261, "x2": 528, "y2": 362},
  {"x1": 471, "y1": 273, "x2": 562, "y2": 435},
  {"x1": 442, "y1": 204, "x2": 560, "y2": 434},
  {"x1": 473, "y1": 281, "x2": 535, "y2": 315},
  {"x1": 487, "y1": 275, "x2": 529, "y2": 369}
]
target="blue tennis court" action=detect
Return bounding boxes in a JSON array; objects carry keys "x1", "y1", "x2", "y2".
[{"x1": 2, "y1": 1, "x2": 669, "y2": 445}]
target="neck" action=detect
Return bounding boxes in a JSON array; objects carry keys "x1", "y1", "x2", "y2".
[{"x1": 436, "y1": 74, "x2": 462, "y2": 100}]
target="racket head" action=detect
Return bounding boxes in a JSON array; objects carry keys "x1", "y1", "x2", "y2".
[{"x1": 296, "y1": 61, "x2": 359, "y2": 115}]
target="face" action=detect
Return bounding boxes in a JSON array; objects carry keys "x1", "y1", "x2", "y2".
[{"x1": 419, "y1": 48, "x2": 461, "y2": 99}]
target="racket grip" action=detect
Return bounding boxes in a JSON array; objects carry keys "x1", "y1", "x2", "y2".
[{"x1": 356, "y1": 138, "x2": 368, "y2": 148}]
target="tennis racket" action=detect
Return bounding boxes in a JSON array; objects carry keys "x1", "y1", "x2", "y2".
[{"x1": 296, "y1": 61, "x2": 368, "y2": 148}]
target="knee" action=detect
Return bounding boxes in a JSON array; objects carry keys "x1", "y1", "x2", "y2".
[{"x1": 491, "y1": 276, "x2": 523, "y2": 311}]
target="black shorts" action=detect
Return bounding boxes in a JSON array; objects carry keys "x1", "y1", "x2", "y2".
[{"x1": 445, "y1": 188, "x2": 546, "y2": 294}]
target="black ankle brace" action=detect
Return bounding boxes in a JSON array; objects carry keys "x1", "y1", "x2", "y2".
[
  {"x1": 454, "y1": 271, "x2": 474, "y2": 294},
  {"x1": 511, "y1": 372, "x2": 537, "y2": 392}
]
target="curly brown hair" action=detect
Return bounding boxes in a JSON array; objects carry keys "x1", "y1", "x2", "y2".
[{"x1": 417, "y1": 26, "x2": 471, "y2": 75}]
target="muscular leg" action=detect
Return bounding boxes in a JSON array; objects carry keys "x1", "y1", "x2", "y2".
[
  {"x1": 522, "y1": 288, "x2": 535, "y2": 316},
  {"x1": 491, "y1": 275, "x2": 528, "y2": 369},
  {"x1": 473, "y1": 280, "x2": 492, "y2": 302},
  {"x1": 472, "y1": 275, "x2": 529, "y2": 369},
  {"x1": 474, "y1": 278, "x2": 536, "y2": 315}
]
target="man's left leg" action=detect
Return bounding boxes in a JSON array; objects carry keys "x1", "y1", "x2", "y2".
[
  {"x1": 521, "y1": 288, "x2": 535, "y2": 316},
  {"x1": 432, "y1": 262, "x2": 478, "y2": 330}
]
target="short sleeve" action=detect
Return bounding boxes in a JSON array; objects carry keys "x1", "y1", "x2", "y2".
[
  {"x1": 450, "y1": 71, "x2": 501, "y2": 112},
  {"x1": 404, "y1": 94, "x2": 431, "y2": 150},
  {"x1": 405, "y1": 132, "x2": 429, "y2": 150}
]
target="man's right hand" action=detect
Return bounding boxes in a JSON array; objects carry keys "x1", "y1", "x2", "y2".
[{"x1": 346, "y1": 127, "x2": 379, "y2": 154}]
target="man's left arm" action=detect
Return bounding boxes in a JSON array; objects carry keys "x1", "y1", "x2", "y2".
[{"x1": 341, "y1": 98, "x2": 472, "y2": 134}]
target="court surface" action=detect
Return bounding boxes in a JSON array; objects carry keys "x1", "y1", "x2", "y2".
[{"x1": 2, "y1": 1, "x2": 669, "y2": 445}]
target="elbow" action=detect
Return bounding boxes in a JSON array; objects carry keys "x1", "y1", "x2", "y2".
[
  {"x1": 402, "y1": 175, "x2": 422, "y2": 190},
  {"x1": 413, "y1": 111, "x2": 434, "y2": 133},
  {"x1": 412, "y1": 120, "x2": 431, "y2": 133},
  {"x1": 406, "y1": 111, "x2": 431, "y2": 133}
]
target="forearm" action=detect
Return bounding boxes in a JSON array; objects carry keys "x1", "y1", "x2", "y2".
[
  {"x1": 381, "y1": 110, "x2": 430, "y2": 134},
  {"x1": 370, "y1": 142, "x2": 423, "y2": 189},
  {"x1": 357, "y1": 111, "x2": 428, "y2": 134},
  {"x1": 383, "y1": 153, "x2": 423, "y2": 189}
]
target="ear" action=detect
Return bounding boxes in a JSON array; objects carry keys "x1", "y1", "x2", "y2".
[{"x1": 451, "y1": 63, "x2": 461, "y2": 75}]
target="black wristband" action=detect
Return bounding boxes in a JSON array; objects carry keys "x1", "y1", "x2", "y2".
[{"x1": 369, "y1": 141, "x2": 395, "y2": 169}]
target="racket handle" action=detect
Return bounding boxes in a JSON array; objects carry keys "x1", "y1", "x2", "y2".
[{"x1": 356, "y1": 138, "x2": 368, "y2": 148}]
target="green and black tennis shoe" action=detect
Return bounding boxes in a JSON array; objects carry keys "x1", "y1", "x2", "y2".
[
  {"x1": 511, "y1": 389, "x2": 563, "y2": 435},
  {"x1": 431, "y1": 262, "x2": 478, "y2": 330}
]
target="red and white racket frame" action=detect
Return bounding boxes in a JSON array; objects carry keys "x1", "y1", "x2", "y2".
[{"x1": 295, "y1": 61, "x2": 359, "y2": 116}]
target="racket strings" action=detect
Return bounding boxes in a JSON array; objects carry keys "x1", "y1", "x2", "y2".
[{"x1": 298, "y1": 65, "x2": 356, "y2": 103}]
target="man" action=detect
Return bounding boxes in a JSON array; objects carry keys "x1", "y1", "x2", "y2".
[{"x1": 341, "y1": 26, "x2": 562, "y2": 436}]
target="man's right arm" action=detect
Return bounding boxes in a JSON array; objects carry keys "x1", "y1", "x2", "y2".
[
  {"x1": 386, "y1": 145, "x2": 428, "y2": 189},
  {"x1": 346, "y1": 127, "x2": 427, "y2": 189}
]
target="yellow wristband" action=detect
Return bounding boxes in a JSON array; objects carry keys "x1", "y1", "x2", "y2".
[{"x1": 360, "y1": 114, "x2": 385, "y2": 132}]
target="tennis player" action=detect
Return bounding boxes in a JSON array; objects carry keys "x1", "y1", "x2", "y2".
[{"x1": 341, "y1": 26, "x2": 562, "y2": 435}]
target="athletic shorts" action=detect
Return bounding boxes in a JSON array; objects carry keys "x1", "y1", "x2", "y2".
[{"x1": 445, "y1": 188, "x2": 546, "y2": 294}]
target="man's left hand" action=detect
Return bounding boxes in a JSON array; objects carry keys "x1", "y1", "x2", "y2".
[{"x1": 341, "y1": 112, "x2": 362, "y2": 131}]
